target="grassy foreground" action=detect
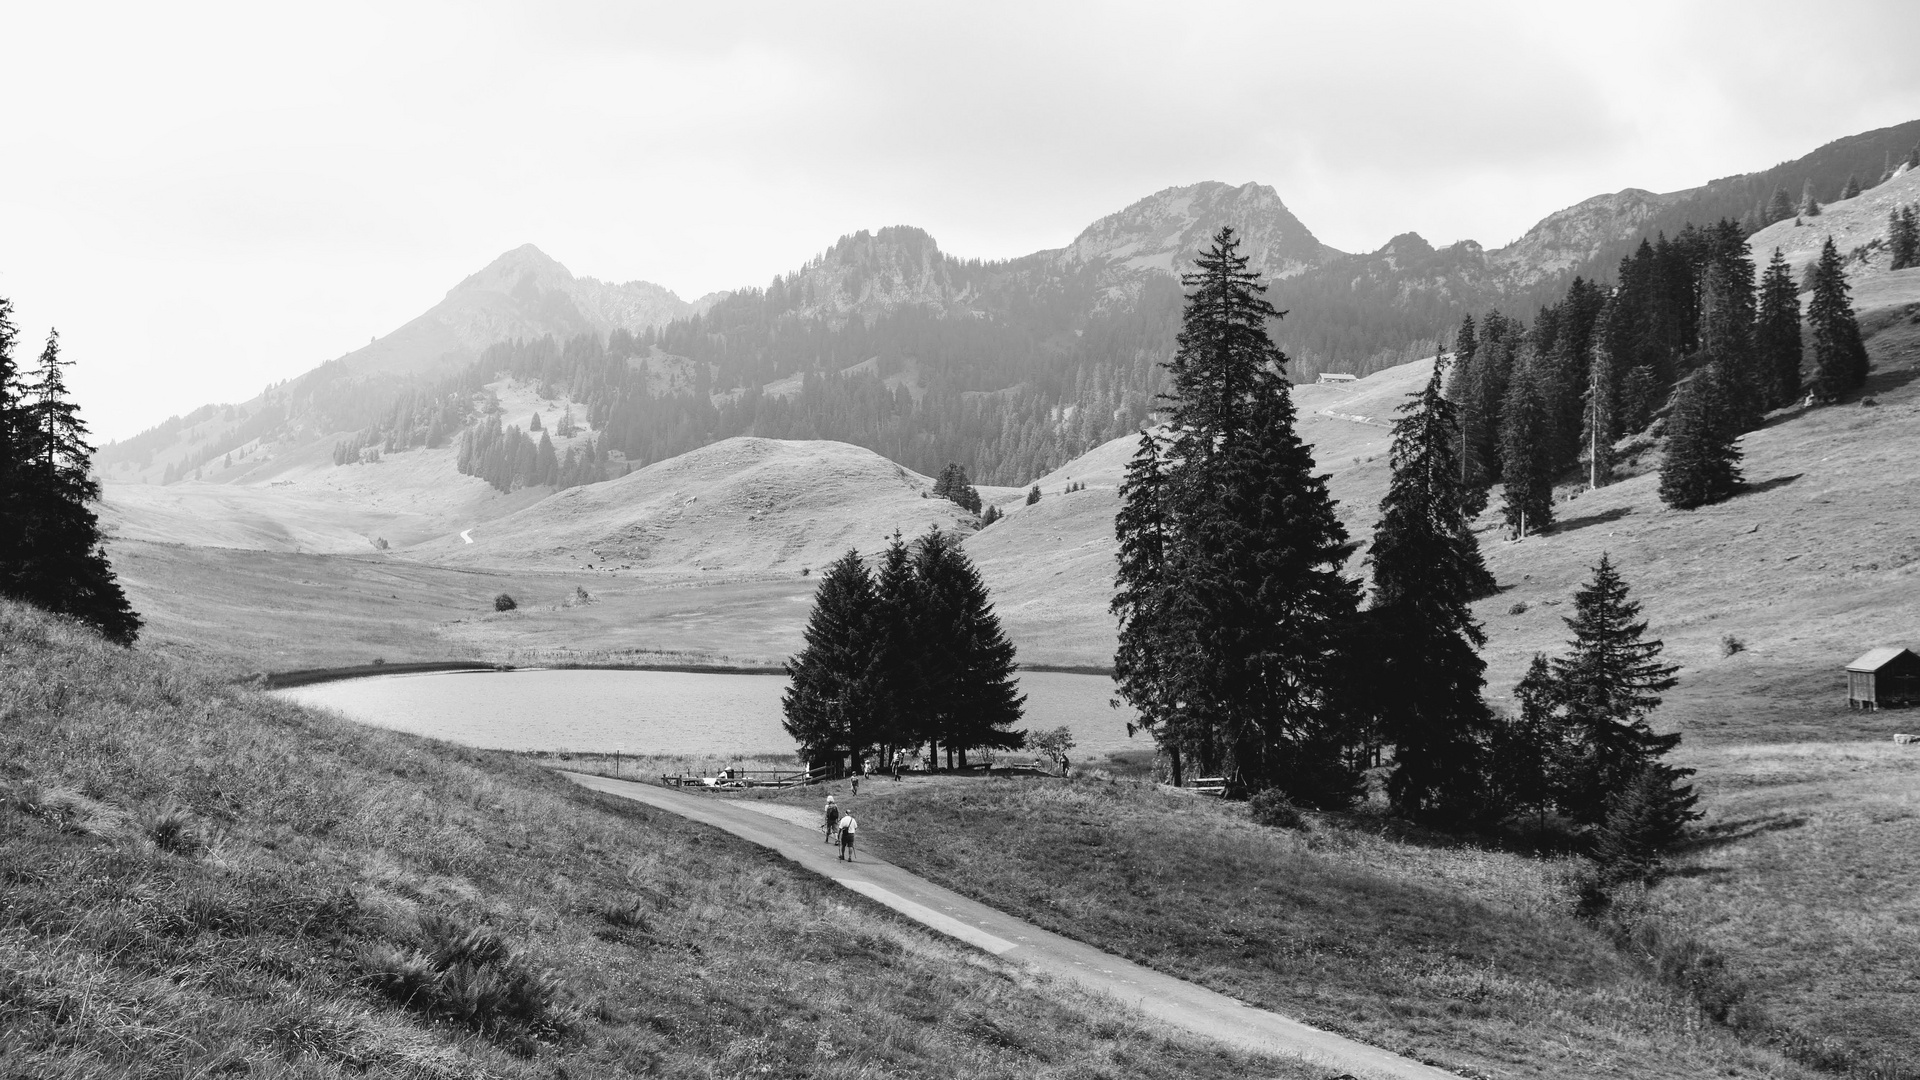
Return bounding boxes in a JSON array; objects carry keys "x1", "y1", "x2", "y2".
[
  {"x1": 0, "y1": 601, "x2": 1309, "y2": 1079},
  {"x1": 845, "y1": 775, "x2": 1847, "y2": 1080}
]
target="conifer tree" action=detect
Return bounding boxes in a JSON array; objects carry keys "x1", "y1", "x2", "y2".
[
  {"x1": 1445, "y1": 316, "x2": 1492, "y2": 518},
  {"x1": 1367, "y1": 360, "x2": 1495, "y2": 821},
  {"x1": 1548, "y1": 555, "x2": 1684, "y2": 826},
  {"x1": 1755, "y1": 249, "x2": 1804, "y2": 408},
  {"x1": 911, "y1": 528, "x2": 1024, "y2": 767},
  {"x1": 1112, "y1": 429, "x2": 1189, "y2": 783},
  {"x1": 1841, "y1": 175, "x2": 1862, "y2": 200},
  {"x1": 1764, "y1": 187, "x2": 1795, "y2": 225},
  {"x1": 1888, "y1": 205, "x2": 1919, "y2": 271},
  {"x1": 1498, "y1": 360, "x2": 1554, "y2": 537},
  {"x1": 1487, "y1": 654, "x2": 1566, "y2": 822},
  {"x1": 1025, "y1": 484, "x2": 1040, "y2": 505},
  {"x1": 2, "y1": 327, "x2": 141, "y2": 644},
  {"x1": 1806, "y1": 236, "x2": 1869, "y2": 400},
  {"x1": 783, "y1": 549, "x2": 879, "y2": 762},
  {"x1": 1584, "y1": 323, "x2": 1618, "y2": 488},
  {"x1": 1800, "y1": 179, "x2": 1821, "y2": 217},
  {"x1": 931, "y1": 463, "x2": 981, "y2": 513},
  {"x1": 1658, "y1": 363, "x2": 1744, "y2": 510},
  {"x1": 869, "y1": 532, "x2": 923, "y2": 761},
  {"x1": 1113, "y1": 227, "x2": 1361, "y2": 805},
  {"x1": 1590, "y1": 764, "x2": 1701, "y2": 883}
]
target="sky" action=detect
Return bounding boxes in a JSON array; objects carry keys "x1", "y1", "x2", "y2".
[{"x1": 4, "y1": 0, "x2": 1919, "y2": 441}]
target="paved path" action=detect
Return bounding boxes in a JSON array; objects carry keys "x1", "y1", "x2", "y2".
[{"x1": 563, "y1": 772, "x2": 1460, "y2": 1080}]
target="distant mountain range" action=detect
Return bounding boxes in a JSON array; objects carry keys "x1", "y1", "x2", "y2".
[{"x1": 101, "y1": 118, "x2": 1920, "y2": 486}]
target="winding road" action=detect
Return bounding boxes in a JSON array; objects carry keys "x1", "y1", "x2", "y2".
[{"x1": 564, "y1": 772, "x2": 1460, "y2": 1080}]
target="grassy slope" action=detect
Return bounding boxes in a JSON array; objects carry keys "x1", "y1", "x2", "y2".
[
  {"x1": 0, "y1": 601, "x2": 1312, "y2": 1079},
  {"x1": 842, "y1": 778, "x2": 1814, "y2": 1080}
]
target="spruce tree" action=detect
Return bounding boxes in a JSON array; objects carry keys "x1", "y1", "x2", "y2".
[
  {"x1": 1697, "y1": 221, "x2": 1761, "y2": 429},
  {"x1": 1658, "y1": 363, "x2": 1744, "y2": 510},
  {"x1": 1113, "y1": 227, "x2": 1361, "y2": 805},
  {"x1": 1764, "y1": 187, "x2": 1795, "y2": 225},
  {"x1": 1841, "y1": 175, "x2": 1861, "y2": 200},
  {"x1": 1367, "y1": 360, "x2": 1495, "y2": 821},
  {"x1": 5, "y1": 328, "x2": 141, "y2": 644},
  {"x1": 869, "y1": 532, "x2": 923, "y2": 763},
  {"x1": 1888, "y1": 205, "x2": 1918, "y2": 271},
  {"x1": 1549, "y1": 555, "x2": 1683, "y2": 826},
  {"x1": 1590, "y1": 764, "x2": 1701, "y2": 883},
  {"x1": 1498, "y1": 359, "x2": 1554, "y2": 537},
  {"x1": 1755, "y1": 249, "x2": 1804, "y2": 408},
  {"x1": 783, "y1": 549, "x2": 879, "y2": 762},
  {"x1": 932, "y1": 463, "x2": 981, "y2": 513},
  {"x1": 1112, "y1": 429, "x2": 1191, "y2": 783},
  {"x1": 1489, "y1": 654, "x2": 1567, "y2": 822},
  {"x1": 1445, "y1": 315, "x2": 1492, "y2": 518},
  {"x1": 1807, "y1": 236, "x2": 1869, "y2": 400},
  {"x1": 1025, "y1": 484, "x2": 1040, "y2": 505},
  {"x1": 1800, "y1": 180, "x2": 1821, "y2": 217},
  {"x1": 1584, "y1": 323, "x2": 1618, "y2": 488},
  {"x1": 911, "y1": 527, "x2": 1024, "y2": 767}
]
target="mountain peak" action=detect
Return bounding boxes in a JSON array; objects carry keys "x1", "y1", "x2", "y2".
[
  {"x1": 1060, "y1": 180, "x2": 1342, "y2": 282},
  {"x1": 453, "y1": 244, "x2": 577, "y2": 300}
]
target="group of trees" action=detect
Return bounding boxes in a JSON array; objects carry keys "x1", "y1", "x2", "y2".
[
  {"x1": 929, "y1": 463, "x2": 982, "y2": 513},
  {"x1": 1448, "y1": 213, "x2": 1871, "y2": 520},
  {"x1": 454, "y1": 411, "x2": 616, "y2": 494},
  {"x1": 1887, "y1": 203, "x2": 1919, "y2": 271},
  {"x1": 783, "y1": 529, "x2": 1024, "y2": 771},
  {"x1": 0, "y1": 298, "x2": 140, "y2": 644},
  {"x1": 1110, "y1": 230, "x2": 1695, "y2": 858}
]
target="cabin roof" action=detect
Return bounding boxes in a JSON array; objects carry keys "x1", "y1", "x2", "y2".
[{"x1": 1847, "y1": 646, "x2": 1916, "y2": 672}]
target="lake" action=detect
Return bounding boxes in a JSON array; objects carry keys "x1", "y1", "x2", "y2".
[{"x1": 275, "y1": 668, "x2": 1147, "y2": 760}]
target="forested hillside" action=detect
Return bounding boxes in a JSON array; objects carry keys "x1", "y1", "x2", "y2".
[{"x1": 100, "y1": 121, "x2": 1920, "y2": 488}]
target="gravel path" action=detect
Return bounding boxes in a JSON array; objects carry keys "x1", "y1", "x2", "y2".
[{"x1": 564, "y1": 772, "x2": 1461, "y2": 1080}]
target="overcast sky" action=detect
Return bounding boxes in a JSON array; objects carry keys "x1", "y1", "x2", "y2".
[{"x1": 5, "y1": 0, "x2": 1919, "y2": 441}]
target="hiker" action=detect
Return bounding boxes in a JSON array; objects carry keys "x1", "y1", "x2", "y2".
[
  {"x1": 891, "y1": 749, "x2": 903, "y2": 780},
  {"x1": 823, "y1": 795, "x2": 841, "y2": 844},
  {"x1": 837, "y1": 811, "x2": 858, "y2": 861},
  {"x1": 851, "y1": 762, "x2": 862, "y2": 797}
]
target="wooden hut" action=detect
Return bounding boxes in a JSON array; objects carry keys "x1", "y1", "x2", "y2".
[{"x1": 1846, "y1": 647, "x2": 1920, "y2": 709}]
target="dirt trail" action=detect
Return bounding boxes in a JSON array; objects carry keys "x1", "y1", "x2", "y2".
[{"x1": 564, "y1": 772, "x2": 1461, "y2": 1080}]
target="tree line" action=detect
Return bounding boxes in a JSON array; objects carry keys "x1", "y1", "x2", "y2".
[
  {"x1": 783, "y1": 529, "x2": 1024, "y2": 772},
  {"x1": 1112, "y1": 229, "x2": 1695, "y2": 872},
  {"x1": 0, "y1": 298, "x2": 140, "y2": 644},
  {"x1": 1447, "y1": 219, "x2": 1869, "y2": 527}
]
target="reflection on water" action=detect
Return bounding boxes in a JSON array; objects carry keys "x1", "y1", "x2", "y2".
[{"x1": 276, "y1": 668, "x2": 1145, "y2": 760}]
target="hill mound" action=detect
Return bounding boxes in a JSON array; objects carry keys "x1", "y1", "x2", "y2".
[{"x1": 428, "y1": 437, "x2": 978, "y2": 576}]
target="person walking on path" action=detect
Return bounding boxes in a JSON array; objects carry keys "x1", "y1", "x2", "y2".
[
  {"x1": 823, "y1": 795, "x2": 841, "y2": 844},
  {"x1": 852, "y1": 763, "x2": 862, "y2": 796},
  {"x1": 837, "y1": 811, "x2": 858, "y2": 861}
]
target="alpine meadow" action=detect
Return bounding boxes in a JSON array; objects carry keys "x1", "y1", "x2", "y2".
[{"x1": 7, "y1": 11, "x2": 1920, "y2": 1078}]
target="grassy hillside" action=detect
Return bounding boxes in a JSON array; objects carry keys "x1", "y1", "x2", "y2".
[
  {"x1": 823, "y1": 777, "x2": 1830, "y2": 1080},
  {"x1": 0, "y1": 600, "x2": 1306, "y2": 1078},
  {"x1": 424, "y1": 437, "x2": 975, "y2": 575}
]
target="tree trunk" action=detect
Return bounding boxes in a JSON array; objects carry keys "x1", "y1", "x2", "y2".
[{"x1": 1169, "y1": 744, "x2": 1183, "y2": 788}]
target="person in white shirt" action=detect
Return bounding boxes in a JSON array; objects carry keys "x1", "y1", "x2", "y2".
[
  {"x1": 823, "y1": 795, "x2": 840, "y2": 843},
  {"x1": 837, "y1": 813, "x2": 858, "y2": 861}
]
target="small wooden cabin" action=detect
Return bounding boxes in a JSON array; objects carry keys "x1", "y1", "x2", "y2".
[
  {"x1": 1846, "y1": 647, "x2": 1920, "y2": 709},
  {"x1": 1316, "y1": 372, "x2": 1358, "y2": 385}
]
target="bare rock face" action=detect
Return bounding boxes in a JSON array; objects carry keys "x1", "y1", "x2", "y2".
[
  {"x1": 1489, "y1": 189, "x2": 1679, "y2": 285},
  {"x1": 1056, "y1": 180, "x2": 1341, "y2": 284}
]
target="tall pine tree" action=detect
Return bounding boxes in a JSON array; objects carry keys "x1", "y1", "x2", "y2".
[
  {"x1": 1367, "y1": 360, "x2": 1495, "y2": 821},
  {"x1": 1113, "y1": 227, "x2": 1361, "y2": 805},
  {"x1": 1658, "y1": 363, "x2": 1744, "y2": 510},
  {"x1": 1548, "y1": 555, "x2": 1684, "y2": 826},
  {"x1": 1498, "y1": 358, "x2": 1554, "y2": 537},
  {"x1": 1806, "y1": 236, "x2": 1869, "y2": 400},
  {"x1": 1, "y1": 323, "x2": 141, "y2": 644},
  {"x1": 912, "y1": 528, "x2": 1025, "y2": 767},
  {"x1": 782, "y1": 549, "x2": 880, "y2": 764},
  {"x1": 1755, "y1": 249, "x2": 1804, "y2": 409}
]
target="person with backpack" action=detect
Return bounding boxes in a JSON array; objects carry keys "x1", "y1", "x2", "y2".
[
  {"x1": 837, "y1": 811, "x2": 858, "y2": 861},
  {"x1": 822, "y1": 795, "x2": 841, "y2": 844}
]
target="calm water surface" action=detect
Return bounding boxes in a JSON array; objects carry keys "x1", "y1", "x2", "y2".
[{"x1": 276, "y1": 668, "x2": 1144, "y2": 760}]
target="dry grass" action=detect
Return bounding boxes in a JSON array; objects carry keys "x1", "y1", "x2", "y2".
[
  {"x1": 1654, "y1": 739, "x2": 1920, "y2": 1074},
  {"x1": 845, "y1": 775, "x2": 1832, "y2": 1080},
  {"x1": 0, "y1": 600, "x2": 1313, "y2": 1079}
]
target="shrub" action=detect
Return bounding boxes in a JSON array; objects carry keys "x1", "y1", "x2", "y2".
[
  {"x1": 360, "y1": 912, "x2": 571, "y2": 1053},
  {"x1": 1248, "y1": 789, "x2": 1305, "y2": 830},
  {"x1": 493, "y1": 593, "x2": 517, "y2": 612},
  {"x1": 143, "y1": 801, "x2": 203, "y2": 856},
  {"x1": 1720, "y1": 633, "x2": 1746, "y2": 657},
  {"x1": 1508, "y1": 601, "x2": 1529, "y2": 615}
]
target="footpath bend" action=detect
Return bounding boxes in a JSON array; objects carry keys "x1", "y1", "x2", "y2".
[{"x1": 563, "y1": 772, "x2": 1460, "y2": 1080}]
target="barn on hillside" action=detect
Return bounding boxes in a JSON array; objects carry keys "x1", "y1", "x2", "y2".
[
  {"x1": 1846, "y1": 647, "x2": 1920, "y2": 709},
  {"x1": 1316, "y1": 372, "x2": 1358, "y2": 385}
]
